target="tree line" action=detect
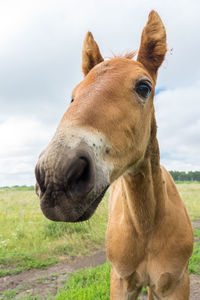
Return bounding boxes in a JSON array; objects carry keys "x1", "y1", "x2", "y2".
[{"x1": 169, "y1": 171, "x2": 200, "y2": 182}]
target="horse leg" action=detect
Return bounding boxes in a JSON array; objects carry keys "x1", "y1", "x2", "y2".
[
  {"x1": 166, "y1": 270, "x2": 190, "y2": 300},
  {"x1": 110, "y1": 267, "x2": 142, "y2": 300},
  {"x1": 148, "y1": 287, "x2": 154, "y2": 300},
  {"x1": 152, "y1": 269, "x2": 190, "y2": 300}
]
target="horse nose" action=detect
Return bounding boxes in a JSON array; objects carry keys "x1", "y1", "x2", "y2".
[
  {"x1": 35, "y1": 148, "x2": 96, "y2": 200},
  {"x1": 64, "y1": 154, "x2": 95, "y2": 199}
]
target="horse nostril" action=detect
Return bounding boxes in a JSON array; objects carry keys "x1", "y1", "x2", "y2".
[
  {"x1": 65, "y1": 156, "x2": 94, "y2": 198},
  {"x1": 35, "y1": 164, "x2": 46, "y2": 194}
]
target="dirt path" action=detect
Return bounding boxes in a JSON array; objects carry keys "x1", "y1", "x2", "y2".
[
  {"x1": 1, "y1": 250, "x2": 200, "y2": 300},
  {"x1": 1, "y1": 220, "x2": 200, "y2": 299},
  {"x1": 0, "y1": 248, "x2": 106, "y2": 299}
]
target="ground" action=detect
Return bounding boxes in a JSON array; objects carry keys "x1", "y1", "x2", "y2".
[
  {"x1": 0, "y1": 248, "x2": 106, "y2": 299},
  {"x1": 1, "y1": 251, "x2": 200, "y2": 299},
  {"x1": 1, "y1": 220, "x2": 200, "y2": 300}
]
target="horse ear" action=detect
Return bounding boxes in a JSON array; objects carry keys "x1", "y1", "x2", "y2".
[
  {"x1": 137, "y1": 11, "x2": 167, "y2": 80},
  {"x1": 82, "y1": 32, "x2": 104, "y2": 76}
]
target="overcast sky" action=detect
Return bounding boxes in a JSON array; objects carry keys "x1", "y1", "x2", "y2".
[{"x1": 0, "y1": 0, "x2": 200, "y2": 186}]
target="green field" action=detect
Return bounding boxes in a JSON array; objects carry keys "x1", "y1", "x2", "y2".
[
  {"x1": 177, "y1": 183, "x2": 200, "y2": 220},
  {"x1": 0, "y1": 188, "x2": 108, "y2": 276},
  {"x1": 0, "y1": 183, "x2": 200, "y2": 299}
]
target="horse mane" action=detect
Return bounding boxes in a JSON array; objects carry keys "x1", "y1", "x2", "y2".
[
  {"x1": 124, "y1": 50, "x2": 137, "y2": 59},
  {"x1": 106, "y1": 50, "x2": 137, "y2": 60},
  {"x1": 110, "y1": 50, "x2": 137, "y2": 60}
]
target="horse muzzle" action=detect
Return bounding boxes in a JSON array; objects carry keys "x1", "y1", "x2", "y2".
[{"x1": 35, "y1": 143, "x2": 109, "y2": 222}]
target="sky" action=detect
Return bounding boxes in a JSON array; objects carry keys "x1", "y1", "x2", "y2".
[{"x1": 0, "y1": 0, "x2": 200, "y2": 186}]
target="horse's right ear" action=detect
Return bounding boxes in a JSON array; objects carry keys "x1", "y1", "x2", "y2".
[{"x1": 82, "y1": 32, "x2": 104, "y2": 76}]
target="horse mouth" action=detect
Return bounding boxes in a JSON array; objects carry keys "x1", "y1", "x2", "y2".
[
  {"x1": 39, "y1": 185, "x2": 109, "y2": 223},
  {"x1": 76, "y1": 186, "x2": 108, "y2": 222}
]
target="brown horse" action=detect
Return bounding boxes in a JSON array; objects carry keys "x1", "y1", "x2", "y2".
[{"x1": 35, "y1": 11, "x2": 194, "y2": 299}]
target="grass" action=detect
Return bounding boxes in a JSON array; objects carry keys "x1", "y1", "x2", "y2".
[
  {"x1": 175, "y1": 181, "x2": 200, "y2": 184},
  {"x1": 0, "y1": 186, "x2": 34, "y2": 191},
  {"x1": 55, "y1": 182, "x2": 200, "y2": 299},
  {"x1": 0, "y1": 258, "x2": 57, "y2": 277},
  {"x1": 189, "y1": 228, "x2": 200, "y2": 275},
  {"x1": 194, "y1": 228, "x2": 200, "y2": 237},
  {"x1": 0, "y1": 288, "x2": 19, "y2": 300},
  {"x1": 56, "y1": 262, "x2": 110, "y2": 300},
  {"x1": 55, "y1": 262, "x2": 148, "y2": 300},
  {"x1": 177, "y1": 182, "x2": 200, "y2": 220},
  {"x1": 0, "y1": 188, "x2": 108, "y2": 275},
  {"x1": 56, "y1": 234, "x2": 200, "y2": 300},
  {"x1": 0, "y1": 183, "x2": 199, "y2": 283},
  {"x1": 189, "y1": 242, "x2": 200, "y2": 274},
  {"x1": 17, "y1": 294, "x2": 42, "y2": 300}
]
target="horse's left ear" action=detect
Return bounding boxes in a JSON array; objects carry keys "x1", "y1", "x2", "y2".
[
  {"x1": 82, "y1": 31, "x2": 104, "y2": 76},
  {"x1": 137, "y1": 11, "x2": 167, "y2": 80}
]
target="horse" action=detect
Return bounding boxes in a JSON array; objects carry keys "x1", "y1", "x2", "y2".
[{"x1": 35, "y1": 10, "x2": 194, "y2": 299}]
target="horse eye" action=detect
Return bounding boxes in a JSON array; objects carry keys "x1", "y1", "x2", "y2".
[
  {"x1": 135, "y1": 81, "x2": 151, "y2": 99},
  {"x1": 71, "y1": 98, "x2": 74, "y2": 103}
]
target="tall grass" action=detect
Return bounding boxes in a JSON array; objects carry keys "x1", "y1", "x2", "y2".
[{"x1": 0, "y1": 189, "x2": 108, "y2": 275}]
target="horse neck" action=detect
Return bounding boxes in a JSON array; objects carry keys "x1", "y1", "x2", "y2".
[{"x1": 121, "y1": 114, "x2": 166, "y2": 236}]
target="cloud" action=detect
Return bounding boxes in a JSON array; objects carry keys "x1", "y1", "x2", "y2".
[
  {"x1": 0, "y1": 117, "x2": 55, "y2": 186},
  {"x1": 0, "y1": 0, "x2": 200, "y2": 185},
  {"x1": 156, "y1": 81, "x2": 200, "y2": 171}
]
